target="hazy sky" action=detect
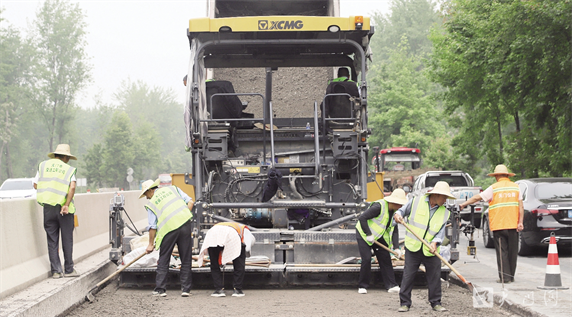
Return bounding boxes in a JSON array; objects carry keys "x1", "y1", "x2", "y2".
[{"x1": 1, "y1": 0, "x2": 390, "y2": 108}]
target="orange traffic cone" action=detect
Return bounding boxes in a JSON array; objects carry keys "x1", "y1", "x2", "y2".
[{"x1": 538, "y1": 232, "x2": 569, "y2": 290}]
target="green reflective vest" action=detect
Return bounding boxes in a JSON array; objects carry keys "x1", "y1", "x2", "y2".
[
  {"x1": 146, "y1": 186, "x2": 193, "y2": 248},
  {"x1": 328, "y1": 76, "x2": 357, "y2": 84},
  {"x1": 356, "y1": 199, "x2": 394, "y2": 248},
  {"x1": 404, "y1": 196, "x2": 450, "y2": 257},
  {"x1": 36, "y1": 159, "x2": 76, "y2": 214}
]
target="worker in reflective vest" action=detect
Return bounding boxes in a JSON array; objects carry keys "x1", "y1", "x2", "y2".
[
  {"x1": 33, "y1": 144, "x2": 79, "y2": 279},
  {"x1": 460, "y1": 164, "x2": 523, "y2": 284},
  {"x1": 355, "y1": 189, "x2": 408, "y2": 295},
  {"x1": 197, "y1": 222, "x2": 256, "y2": 297},
  {"x1": 394, "y1": 181, "x2": 454, "y2": 313},
  {"x1": 328, "y1": 67, "x2": 356, "y2": 84},
  {"x1": 141, "y1": 179, "x2": 194, "y2": 297}
]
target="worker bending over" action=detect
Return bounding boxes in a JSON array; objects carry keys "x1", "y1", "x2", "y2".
[
  {"x1": 197, "y1": 222, "x2": 255, "y2": 297},
  {"x1": 356, "y1": 189, "x2": 408, "y2": 294},
  {"x1": 141, "y1": 179, "x2": 194, "y2": 297},
  {"x1": 393, "y1": 181, "x2": 454, "y2": 313}
]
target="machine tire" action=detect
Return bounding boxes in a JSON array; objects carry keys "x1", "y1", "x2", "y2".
[
  {"x1": 518, "y1": 232, "x2": 534, "y2": 256},
  {"x1": 482, "y1": 216, "x2": 494, "y2": 248}
]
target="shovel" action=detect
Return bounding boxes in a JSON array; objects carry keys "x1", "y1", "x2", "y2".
[
  {"x1": 400, "y1": 221, "x2": 475, "y2": 292},
  {"x1": 85, "y1": 251, "x2": 146, "y2": 302}
]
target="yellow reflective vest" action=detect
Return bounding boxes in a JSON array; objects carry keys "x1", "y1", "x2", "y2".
[
  {"x1": 404, "y1": 196, "x2": 450, "y2": 257},
  {"x1": 36, "y1": 159, "x2": 76, "y2": 214},
  {"x1": 356, "y1": 199, "x2": 394, "y2": 247},
  {"x1": 146, "y1": 186, "x2": 193, "y2": 248}
]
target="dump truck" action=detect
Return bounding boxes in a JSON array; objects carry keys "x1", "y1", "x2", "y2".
[
  {"x1": 119, "y1": 0, "x2": 458, "y2": 289},
  {"x1": 372, "y1": 147, "x2": 438, "y2": 195}
]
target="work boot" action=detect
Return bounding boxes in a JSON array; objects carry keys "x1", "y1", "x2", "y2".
[
  {"x1": 397, "y1": 305, "x2": 409, "y2": 312},
  {"x1": 432, "y1": 305, "x2": 448, "y2": 312},
  {"x1": 211, "y1": 289, "x2": 226, "y2": 297},
  {"x1": 64, "y1": 269, "x2": 80, "y2": 277},
  {"x1": 52, "y1": 272, "x2": 63, "y2": 279}
]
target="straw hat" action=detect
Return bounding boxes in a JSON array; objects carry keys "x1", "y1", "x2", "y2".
[
  {"x1": 385, "y1": 188, "x2": 408, "y2": 205},
  {"x1": 427, "y1": 181, "x2": 456, "y2": 199},
  {"x1": 139, "y1": 179, "x2": 160, "y2": 199},
  {"x1": 487, "y1": 164, "x2": 515, "y2": 177},
  {"x1": 47, "y1": 144, "x2": 77, "y2": 160}
]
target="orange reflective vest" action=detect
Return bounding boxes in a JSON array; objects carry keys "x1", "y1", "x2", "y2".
[
  {"x1": 489, "y1": 178, "x2": 520, "y2": 231},
  {"x1": 217, "y1": 222, "x2": 246, "y2": 243}
]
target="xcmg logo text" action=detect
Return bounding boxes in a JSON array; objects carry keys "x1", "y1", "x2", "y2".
[{"x1": 258, "y1": 20, "x2": 304, "y2": 30}]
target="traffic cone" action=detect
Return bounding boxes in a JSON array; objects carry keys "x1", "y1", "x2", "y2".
[{"x1": 538, "y1": 232, "x2": 569, "y2": 290}]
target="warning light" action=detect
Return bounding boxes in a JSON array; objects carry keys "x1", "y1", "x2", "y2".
[{"x1": 355, "y1": 16, "x2": 363, "y2": 30}]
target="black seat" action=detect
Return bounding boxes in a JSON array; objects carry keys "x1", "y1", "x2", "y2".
[
  {"x1": 324, "y1": 81, "x2": 360, "y2": 119},
  {"x1": 206, "y1": 80, "x2": 244, "y2": 121}
]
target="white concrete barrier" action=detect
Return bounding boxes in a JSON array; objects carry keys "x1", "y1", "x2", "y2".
[{"x1": 0, "y1": 191, "x2": 148, "y2": 299}]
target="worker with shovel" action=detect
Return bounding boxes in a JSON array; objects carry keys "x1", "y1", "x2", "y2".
[
  {"x1": 393, "y1": 181, "x2": 454, "y2": 313},
  {"x1": 355, "y1": 188, "x2": 408, "y2": 294},
  {"x1": 140, "y1": 179, "x2": 194, "y2": 297}
]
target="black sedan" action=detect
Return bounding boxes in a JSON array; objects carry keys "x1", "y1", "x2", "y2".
[{"x1": 482, "y1": 178, "x2": 572, "y2": 255}]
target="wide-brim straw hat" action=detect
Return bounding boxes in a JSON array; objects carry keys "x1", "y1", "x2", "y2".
[
  {"x1": 427, "y1": 181, "x2": 456, "y2": 199},
  {"x1": 139, "y1": 179, "x2": 160, "y2": 199},
  {"x1": 47, "y1": 144, "x2": 77, "y2": 160},
  {"x1": 487, "y1": 164, "x2": 515, "y2": 177},
  {"x1": 385, "y1": 188, "x2": 408, "y2": 205}
]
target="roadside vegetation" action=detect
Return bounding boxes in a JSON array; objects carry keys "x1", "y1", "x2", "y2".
[{"x1": 1, "y1": 0, "x2": 570, "y2": 190}]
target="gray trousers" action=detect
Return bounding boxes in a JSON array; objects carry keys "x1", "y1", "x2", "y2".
[{"x1": 43, "y1": 204, "x2": 75, "y2": 274}]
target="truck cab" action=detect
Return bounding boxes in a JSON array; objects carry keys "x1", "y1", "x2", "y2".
[{"x1": 410, "y1": 170, "x2": 484, "y2": 228}]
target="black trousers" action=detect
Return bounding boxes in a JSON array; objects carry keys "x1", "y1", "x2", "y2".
[
  {"x1": 43, "y1": 204, "x2": 74, "y2": 274},
  {"x1": 356, "y1": 231, "x2": 398, "y2": 289},
  {"x1": 493, "y1": 229, "x2": 518, "y2": 282},
  {"x1": 155, "y1": 220, "x2": 193, "y2": 292},
  {"x1": 208, "y1": 244, "x2": 246, "y2": 291},
  {"x1": 399, "y1": 248, "x2": 442, "y2": 308}
]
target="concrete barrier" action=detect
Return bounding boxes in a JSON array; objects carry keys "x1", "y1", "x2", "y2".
[{"x1": 0, "y1": 191, "x2": 148, "y2": 299}]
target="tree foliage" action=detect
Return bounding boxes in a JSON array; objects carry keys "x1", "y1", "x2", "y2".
[
  {"x1": 370, "y1": 0, "x2": 441, "y2": 63},
  {"x1": 368, "y1": 37, "x2": 447, "y2": 163},
  {"x1": 31, "y1": 0, "x2": 91, "y2": 151},
  {"x1": 430, "y1": 0, "x2": 572, "y2": 177},
  {"x1": 0, "y1": 12, "x2": 36, "y2": 178},
  {"x1": 100, "y1": 111, "x2": 134, "y2": 188}
]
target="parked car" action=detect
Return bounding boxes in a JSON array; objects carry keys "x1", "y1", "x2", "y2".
[
  {"x1": 482, "y1": 178, "x2": 572, "y2": 255},
  {"x1": 0, "y1": 178, "x2": 37, "y2": 199},
  {"x1": 409, "y1": 171, "x2": 485, "y2": 228}
]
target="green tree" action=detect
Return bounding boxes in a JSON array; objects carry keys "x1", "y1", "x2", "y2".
[
  {"x1": 100, "y1": 111, "x2": 134, "y2": 188},
  {"x1": 430, "y1": 0, "x2": 572, "y2": 178},
  {"x1": 82, "y1": 142, "x2": 104, "y2": 188},
  {"x1": 368, "y1": 37, "x2": 446, "y2": 164},
  {"x1": 370, "y1": 0, "x2": 441, "y2": 63},
  {"x1": 131, "y1": 121, "x2": 162, "y2": 182},
  {"x1": 30, "y1": 0, "x2": 91, "y2": 151},
  {"x1": 0, "y1": 13, "x2": 35, "y2": 179},
  {"x1": 114, "y1": 80, "x2": 184, "y2": 157}
]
